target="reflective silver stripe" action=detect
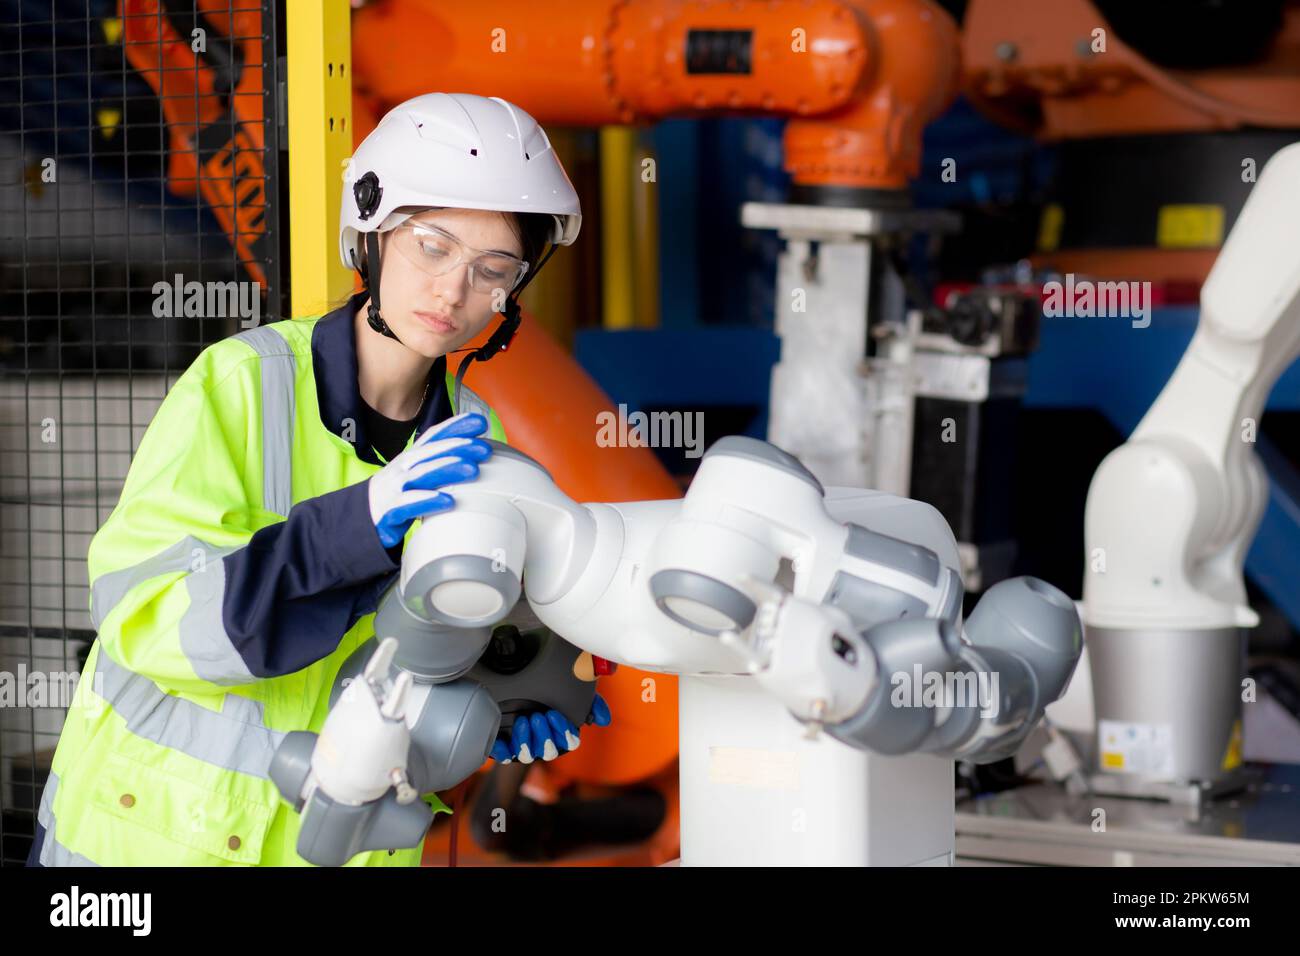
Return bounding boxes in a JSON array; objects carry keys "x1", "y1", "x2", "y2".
[
  {"x1": 92, "y1": 642, "x2": 286, "y2": 778},
  {"x1": 180, "y1": 545, "x2": 255, "y2": 685},
  {"x1": 89, "y1": 534, "x2": 252, "y2": 687},
  {"x1": 91, "y1": 534, "x2": 217, "y2": 630},
  {"x1": 233, "y1": 325, "x2": 296, "y2": 518},
  {"x1": 456, "y1": 383, "x2": 492, "y2": 421},
  {"x1": 37, "y1": 772, "x2": 100, "y2": 867}
]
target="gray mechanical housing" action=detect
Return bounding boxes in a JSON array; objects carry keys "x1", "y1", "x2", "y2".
[
  {"x1": 270, "y1": 731, "x2": 442, "y2": 868},
  {"x1": 270, "y1": 591, "x2": 598, "y2": 866},
  {"x1": 694, "y1": 436, "x2": 1081, "y2": 763},
  {"x1": 269, "y1": 667, "x2": 503, "y2": 867},
  {"x1": 371, "y1": 578, "x2": 494, "y2": 681},
  {"x1": 825, "y1": 576, "x2": 1082, "y2": 763}
]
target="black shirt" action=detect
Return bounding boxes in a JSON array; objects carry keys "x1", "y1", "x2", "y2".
[
  {"x1": 362, "y1": 400, "x2": 422, "y2": 463},
  {"x1": 360, "y1": 361, "x2": 450, "y2": 463}
]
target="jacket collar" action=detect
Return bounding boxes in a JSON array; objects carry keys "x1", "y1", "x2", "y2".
[{"x1": 311, "y1": 291, "x2": 451, "y2": 465}]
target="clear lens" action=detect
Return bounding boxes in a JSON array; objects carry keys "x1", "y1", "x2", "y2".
[{"x1": 391, "y1": 223, "x2": 526, "y2": 294}]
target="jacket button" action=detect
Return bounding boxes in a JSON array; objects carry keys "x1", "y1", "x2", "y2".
[
  {"x1": 228, "y1": 836, "x2": 241, "y2": 851},
  {"x1": 119, "y1": 794, "x2": 135, "y2": 808}
]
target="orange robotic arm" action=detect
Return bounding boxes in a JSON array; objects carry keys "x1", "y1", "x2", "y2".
[
  {"x1": 963, "y1": 0, "x2": 1300, "y2": 139},
  {"x1": 122, "y1": 0, "x2": 271, "y2": 287},
  {"x1": 351, "y1": 0, "x2": 959, "y2": 191}
]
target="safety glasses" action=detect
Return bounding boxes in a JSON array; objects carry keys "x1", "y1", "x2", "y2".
[{"x1": 388, "y1": 221, "x2": 529, "y2": 295}]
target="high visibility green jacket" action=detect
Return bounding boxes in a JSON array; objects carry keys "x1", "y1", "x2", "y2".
[{"x1": 34, "y1": 292, "x2": 507, "y2": 866}]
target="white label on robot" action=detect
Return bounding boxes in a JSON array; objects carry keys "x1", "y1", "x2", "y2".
[{"x1": 1098, "y1": 720, "x2": 1175, "y2": 777}]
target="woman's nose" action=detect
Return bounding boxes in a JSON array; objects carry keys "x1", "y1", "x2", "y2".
[{"x1": 430, "y1": 262, "x2": 470, "y2": 306}]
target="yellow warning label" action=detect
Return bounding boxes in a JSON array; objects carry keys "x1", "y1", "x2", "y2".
[
  {"x1": 1221, "y1": 718, "x2": 1243, "y2": 771},
  {"x1": 1101, "y1": 751, "x2": 1124, "y2": 769},
  {"x1": 1038, "y1": 203, "x2": 1064, "y2": 252},
  {"x1": 1156, "y1": 204, "x2": 1224, "y2": 249}
]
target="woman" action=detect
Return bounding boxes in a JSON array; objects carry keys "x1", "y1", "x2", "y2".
[{"x1": 30, "y1": 92, "x2": 609, "y2": 867}]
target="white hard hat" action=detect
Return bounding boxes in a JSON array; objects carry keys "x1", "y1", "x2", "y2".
[{"x1": 339, "y1": 92, "x2": 582, "y2": 272}]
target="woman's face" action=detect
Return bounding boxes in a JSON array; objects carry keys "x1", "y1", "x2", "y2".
[{"x1": 375, "y1": 207, "x2": 525, "y2": 359}]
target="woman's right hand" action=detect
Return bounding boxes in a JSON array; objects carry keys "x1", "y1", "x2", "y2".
[{"x1": 367, "y1": 412, "x2": 493, "y2": 548}]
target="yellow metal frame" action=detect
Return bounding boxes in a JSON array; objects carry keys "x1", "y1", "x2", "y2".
[
  {"x1": 600, "y1": 126, "x2": 635, "y2": 330},
  {"x1": 600, "y1": 126, "x2": 660, "y2": 329},
  {"x1": 287, "y1": 0, "x2": 354, "y2": 318}
]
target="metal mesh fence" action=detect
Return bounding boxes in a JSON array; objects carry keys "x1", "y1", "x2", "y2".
[{"x1": 0, "y1": 0, "x2": 283, "y2": 865}]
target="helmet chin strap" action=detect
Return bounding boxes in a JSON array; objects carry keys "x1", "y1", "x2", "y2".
[
  {"x1": 452, "y1": 241, "x2": 559, "y2": 413},
  {"x1": 362, "y1": 231, "x2": 404, "y2": 345}
]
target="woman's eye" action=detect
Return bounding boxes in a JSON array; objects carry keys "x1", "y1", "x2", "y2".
[
  {"x1": 418, "y1": 242, "x2": 450, "y2": 258},
  {"x1": 480, "y1": 266, "x2": 507, "y2": 280}
]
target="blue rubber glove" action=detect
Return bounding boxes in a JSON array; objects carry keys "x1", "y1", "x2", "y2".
[
  {"x1": 490, "y1": 693, "x2": 612, "y2": 764},
  {"x1": 366, "y1": 412, "x2": 492, "y2": 549}
]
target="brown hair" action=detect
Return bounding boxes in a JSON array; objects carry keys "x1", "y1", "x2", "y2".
[{"x1": 504, "y1": 211, "x2": 555, "y2": 271}]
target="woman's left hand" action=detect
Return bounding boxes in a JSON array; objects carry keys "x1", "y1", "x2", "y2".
[{"x1": 490, "y1": 693, "x2": 612, "y2": 764}]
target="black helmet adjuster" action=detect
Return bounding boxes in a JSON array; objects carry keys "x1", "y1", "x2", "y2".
[{"x1": 354, "y1": 171, "x2": 382, "y2": 222}]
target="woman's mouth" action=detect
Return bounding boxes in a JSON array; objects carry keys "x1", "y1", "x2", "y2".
[{"x1": 414, "y1": 311, "x2": 457, "y2": 334}]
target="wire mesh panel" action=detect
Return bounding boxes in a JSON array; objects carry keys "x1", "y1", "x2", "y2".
[{"x1": 0, "y1": 0, "x2": 283, "y2": 865}]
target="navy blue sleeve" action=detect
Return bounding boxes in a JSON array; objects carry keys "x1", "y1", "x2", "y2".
[{"x1": 220, "y1": 480, "x2": 402, "y2": 678}]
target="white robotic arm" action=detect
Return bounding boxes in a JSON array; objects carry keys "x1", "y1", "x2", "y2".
[
  {"x1": 275, "y1": 435, "x2": 1083, "y2": 864},
  {"x1": 1085, "y1": 143, "x2": 1300, "y2": 630},
  {"x1": 1080, "y1": 142, "x2": 1300, "y2": 790},
  {"x1": 402, "y1": 434, "x2": 1082, "y2": 761}
]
